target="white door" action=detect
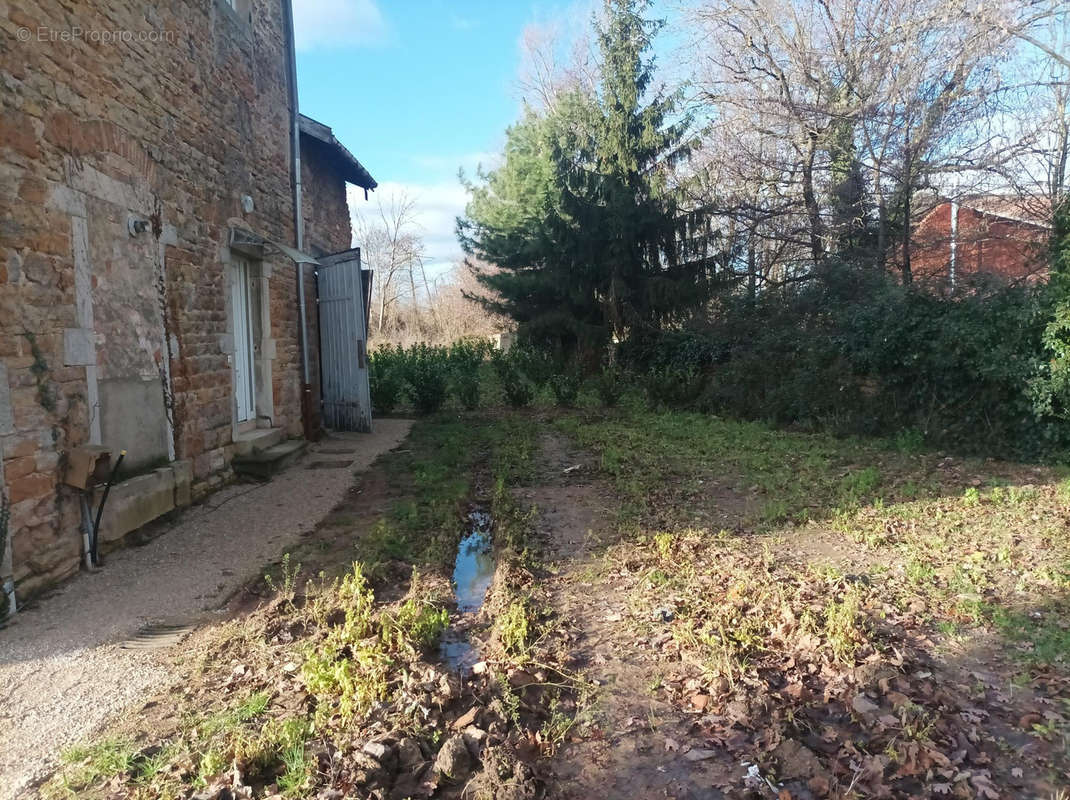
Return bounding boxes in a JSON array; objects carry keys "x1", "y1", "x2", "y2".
[{"x1": 231, "y1": 259, "x2": 256, "y2": 422}]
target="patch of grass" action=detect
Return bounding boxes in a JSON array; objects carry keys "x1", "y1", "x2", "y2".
[
  {"x1": 824, "y1": 588, "x2": 863, "y2": 663},
  {"x1": 277, "y1": 740, "x2": 313, "y2": 796},
  {"x1": 496, "y1": 597, "x2": 535, "y2": 658},
  {"x1": 893, "y1": 428, "x2": 926, "y2": 454},
  {"x1": 556, "y1": 409, "x2": 896, "y2": 528},
  {"x1": 234, "y1": 690, "x2": 270, "y2": 721},
  {"x1": 839, "y1": 466, "x2": 881, "y2": 506},
  {"x1": 300, "y1": 563, "x2": 391, "y2": 722},
  {"x1": 979, "y1": 603, "x2": 1070, "y2": 667},
  {"x1": 55, "y1": 738, "x2": 138, "y2": 792}
]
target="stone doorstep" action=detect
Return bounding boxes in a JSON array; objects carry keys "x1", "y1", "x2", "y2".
[
  {"x1": 232, "y1": 426, "x2": 284, "y2": 456},
  {"x1": 230, "y1": 439, "x2": 308, "y2": 480},
  {"x1": 93, "y1": 460, "x2": 193, "y2": 544}
]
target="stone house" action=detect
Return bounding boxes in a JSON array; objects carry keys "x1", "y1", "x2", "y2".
[{"x1": 0, "y1": 0, "x2": 376, "y2": 607}]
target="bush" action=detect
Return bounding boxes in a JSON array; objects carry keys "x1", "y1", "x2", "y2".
[
  {"x1": 448, "y1": 339, "x2": 488, "y2": 410},
  {"x1": 491, "y1": 351, "x2": 535, "y2": 408},
  {"x1": 549, "y1": 371, "x2": 580, "y2": 407},
  {"x1": 369, "y1": 346, "x2": 406, "y2": 414},
  {"x1": 401, "y1": 344, "x2": 450, "y2": 415},
  {"x1": 631, "y1": 267, "x2": 1068, "y2": 458},
  {"x1": 644, "y1": 365, "x2": 706, "y2": 409},
  {"x1": 592, "y1": 365, "x2": 625, "y2": 407},
  {"x1": 510, "y1": 345, "x2": 555, "y2": 388}
]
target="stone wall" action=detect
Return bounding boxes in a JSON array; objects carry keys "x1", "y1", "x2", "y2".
[
  {"x1": 301, "y1": 138, "x2": 354, "y2": 255},
  {"x1": 0, "y1": 0, "x2": 313, "y2": 595}
]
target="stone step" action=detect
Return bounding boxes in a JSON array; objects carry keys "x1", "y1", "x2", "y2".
[
  {"x1": 233, "y1": 427, "x2": 284, "y2": 457},
  {"x1": 231, "y1": 439, "x2": 307, "y2": 480}
]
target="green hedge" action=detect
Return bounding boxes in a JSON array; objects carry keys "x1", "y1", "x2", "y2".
[{"x1": 621, "y1": 268, "x2": 1069, "y2": 460}]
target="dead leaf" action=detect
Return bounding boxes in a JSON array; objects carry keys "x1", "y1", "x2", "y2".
[
  {"x1": 451, "y1": 706, "x2": 478, "y2": 730},
  {"x1": 690, "y1": 693, "x2": 711, "y2": 711},
  {"x1": 683, "y1": 748, "x2": 718, "y2": 762}
]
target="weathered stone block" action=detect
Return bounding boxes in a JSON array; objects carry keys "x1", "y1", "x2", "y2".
[
  {"x1": 62, "y1": 327, "x2": 95, "y2": 366},
  {"x1": 93, "y1": 467, "x2": 176, "y2": 543},
  {"x1": 8, "y1": 472, "x2": 54, "y2": 504},
  {"x1": 172, "y1": 459, "x2": 192, "y2": 507},
  {"x1": 4, "y1": 456, "x2": 35, "y2": 481}
]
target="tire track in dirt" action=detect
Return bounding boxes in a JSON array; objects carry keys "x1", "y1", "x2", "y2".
[{"x1": 520, "y1": 431, "x2": 739, "y2": 800}]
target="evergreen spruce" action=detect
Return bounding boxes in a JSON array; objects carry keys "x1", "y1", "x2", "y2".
[{"x1": 457, "y1": 0, "x2": 714, "y2": 360}]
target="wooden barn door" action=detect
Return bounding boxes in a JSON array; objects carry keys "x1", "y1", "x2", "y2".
[{"x1": 317, "y1": 248, "x2": 372, "y2": 432}]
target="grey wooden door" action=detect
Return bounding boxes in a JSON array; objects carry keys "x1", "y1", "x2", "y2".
[{"x1": 317, "y1": 248, "x2": 372, "y2": 432}]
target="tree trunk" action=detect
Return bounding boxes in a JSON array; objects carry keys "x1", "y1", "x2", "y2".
[
  {"x1": 901, "y1": 167, "x2": 913, "y2": 284},
  {"x1": 876, "y1": 194, "x2": 887, "y2": 271},
  {"x1": 802, "y1": 131, "x2": 824, "y2": 267},
  {"x1": 747, "y1": 225, "x2": 757, "y2": 302}
]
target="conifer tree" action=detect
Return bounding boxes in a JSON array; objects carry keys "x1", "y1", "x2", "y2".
[{"x1": 458, "y1": 0, "x2": 714, "y2": 359}]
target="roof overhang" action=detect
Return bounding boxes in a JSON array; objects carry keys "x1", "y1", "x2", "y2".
[
  {"x1": 229, "y1": 228, "x2": 321, "y2": 265},
  {"x1": 299, "y1": 114, "x2": 377, "y2": 192}
]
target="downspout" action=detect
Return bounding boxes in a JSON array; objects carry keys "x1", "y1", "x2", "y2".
[
  {"x1": 282, "y1": 0, "x2": 313, "y2": 438},
  {"x1": 0, "y1": 449, "x2": 15, "y2": 618}
]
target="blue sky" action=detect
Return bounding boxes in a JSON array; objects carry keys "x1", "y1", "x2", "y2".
[{"x1": 293, "y1": 0, "x2": 592, "y2": 271}]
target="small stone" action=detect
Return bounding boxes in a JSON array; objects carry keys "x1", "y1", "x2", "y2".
[
  {"x1": 462, "y1": 726, "x2": 487, "y2": 759},
  {"x1": 508, "y1": 668, "x2": 535, "y2": 687},
  {"x1": 653, "y1": 606, "x2": 675, "y2": 623},
  {"x1": 363, "y1": 741, "x2": 391, "y2": 761},
  {"x1": 471, "y1": 661, "x2": 488, "y2": 675},
  {"x1": 396, "y1": 737, "x2": 424, "y2": 770},
  {"x1": 463, "y1": 726, "x2": 487, "y2": 743},
  {"x1": 851, "y1": 694, "x2": 880, "y2": 715},
  {"x1": 433, "y1": 734, "x2": 472, "y2": 780}
]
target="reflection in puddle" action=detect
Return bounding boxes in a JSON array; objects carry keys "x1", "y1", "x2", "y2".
[
  {"x1": 453, "y1": 512, "x2": 494, "y2": 612},
  {"x1": 440, "y1": 510, "x2": 494, "y2": 674}
]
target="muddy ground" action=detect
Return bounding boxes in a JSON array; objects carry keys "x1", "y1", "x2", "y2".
[{"x1": 35, "y1": 411, "x2": 1070, "y2": 800}]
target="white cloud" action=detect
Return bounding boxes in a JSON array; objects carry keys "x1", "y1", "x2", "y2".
[
  {"x1": 450, "y1": 14, "x2": 479, "y2": 31},
  {"x1": 292, "y1": 0, "x2": 389, "y2": 51},
  {"x1": 409, "y1": 152, "x2": 499, "y2": 175},
  {"x1": 348, "y1": 180, "x2": 471, "y2": 274}
]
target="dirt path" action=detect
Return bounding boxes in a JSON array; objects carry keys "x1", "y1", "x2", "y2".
[
  {"x1": 518, "y1": 432, "x2": 741, "y2": 800},
  {"x1": 0, "y1": 420, "x2": 413, "y2": 800}
]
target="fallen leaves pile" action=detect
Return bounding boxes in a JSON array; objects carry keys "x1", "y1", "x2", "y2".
[{"x1": 609, "y1": 532, "x2": 1070, "y2": 799}]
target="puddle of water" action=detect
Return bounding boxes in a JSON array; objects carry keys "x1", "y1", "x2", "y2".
[
  {"x1": 453, "y1": 513, "x2": 494, "y2": 612},
  {"x1": 440, "y1": 510, "x2": 495, "y2": 673}
]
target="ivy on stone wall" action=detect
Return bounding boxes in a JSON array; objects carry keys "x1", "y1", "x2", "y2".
[{"x1": 21, "y1": 332, "x2": 56, "y2": 413}]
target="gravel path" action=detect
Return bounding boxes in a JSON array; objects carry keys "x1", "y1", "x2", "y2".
[{"x1": 0, "y1": 420, "x2": 413, "y2": 799}]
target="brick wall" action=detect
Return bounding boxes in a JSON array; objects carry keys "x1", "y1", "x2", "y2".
[
  {"x1": 911, "y1": 202, "x2": 1050, "y2": 291},
  {"x1": 0, "y1": 0, "x2": 312, "y2": 595}
]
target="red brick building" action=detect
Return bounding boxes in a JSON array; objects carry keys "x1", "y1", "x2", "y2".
[
  {"x1": 910, "y1": 197, "x2": 1052, "y2": 291},
  {"x1": 0, "y1": 1, "x2": 376, "y2": 605}
]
